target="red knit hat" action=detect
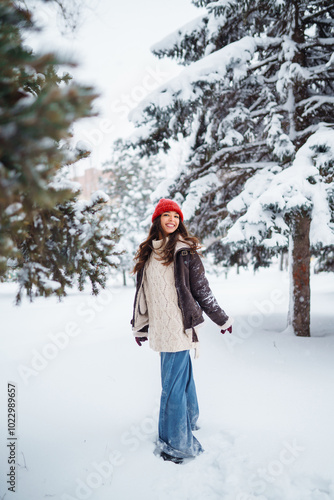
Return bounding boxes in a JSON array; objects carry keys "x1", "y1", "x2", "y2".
[{"x1": 152, "y1": 198, "x2": 184, "y2": 222}]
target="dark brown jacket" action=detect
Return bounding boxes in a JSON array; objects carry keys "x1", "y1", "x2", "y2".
[{"x1": 131, "y1": 240, "x2": 230, "y2": 339}]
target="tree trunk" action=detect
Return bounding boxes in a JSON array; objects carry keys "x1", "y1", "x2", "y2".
[
  {"x1": 123, "y1": 269, "x2": 127, "y2": 287},
  {"x1": 290, "y1": 212, "x2": 311, "y2": 337}
]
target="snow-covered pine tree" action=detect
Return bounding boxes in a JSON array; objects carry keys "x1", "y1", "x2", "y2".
[
  {"x1": 224, "y1": 128, "x2": 334, "y2": 337},
  {"x1": 0, "y1": 0, "x2": 120, "y2": 303},
  {"x1": 127, "y1": 0, "x2": 334, "y2": 336},
  {"x1": 101, "y1": 138, "x2": 163, "y2": 285}
]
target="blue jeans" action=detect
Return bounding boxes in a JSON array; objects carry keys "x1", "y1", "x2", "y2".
[{"x1": 157, "y1": 350, "x2": 204, "y2": 459}]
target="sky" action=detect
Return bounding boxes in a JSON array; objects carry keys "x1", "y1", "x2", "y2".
[{"x1": 28, "y1": 0, "x2": 203, "y2": 171}]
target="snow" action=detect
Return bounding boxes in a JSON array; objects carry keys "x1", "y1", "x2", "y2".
[
  {"x1": 150, "y1": 5, "x2": 233, "y2": 60},
  {"x1": 1, "y1": 265, "x2": 334, "y2": 500},
  {"x1": 90, "y1": 190, "x2": 109, "y2": 205},
  {"x1": 5, "y1": 203, "x2": 23, "y2": 217},
  {"x1": 224, "y1": 127, "x2": 334, "y2": 249},
  {"x1": 281, "y1": 36, "x2": 297, "y2": 62},
  {"x1": 41, "y1": 279, "x2": 62, "y2": 291},
  {"x1": 227, "y1": 165, "x2": 282, "y2": 215},
  {"x1": 48, "y1": 178, "x2": 82, "y2": 194},
  {"x1": 221, "y1": 129, "x2": 244, "y2": 146},
  {"x1": 106, "y1": 255, "x2": 121, "y2": 266},
  {"x1": 276, "y1": 62, "x2": 311, "y2": 98},
  {"x1": 207, "y1": 0, "x2": 237, "y2": 8},
  {"x1": 182, "y1": 173, "x2": 219, "y2": 220},
  {"x1": 151, "y1": 15, "x2": 206, "y2": 55},
  {"x1": 300, "y1": 96, "x2": 334, "y2": 117},
  {"x1": 129, "y1": 36, "x2": 257, "y2": 126}
]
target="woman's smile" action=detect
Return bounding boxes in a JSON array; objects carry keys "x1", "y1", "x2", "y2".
[{"x1": 160, "y1": 211, "x2": 180, "y2": 236}]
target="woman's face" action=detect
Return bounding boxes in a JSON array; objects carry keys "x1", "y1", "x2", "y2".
[{"x1": 160, "y1": 211, "x2": 180, "y2": 236}]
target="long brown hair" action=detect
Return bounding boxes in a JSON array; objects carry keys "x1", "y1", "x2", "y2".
[{"x1": 132, "y1": 216, "x2": 200, "y2": 274}]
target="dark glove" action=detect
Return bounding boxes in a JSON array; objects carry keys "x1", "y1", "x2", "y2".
[
  {"x1": 221, "y1": 326, "x2": 232, "y2": 334},
  {"x1": 135, "y1": 336, "x2": 148, "y2": 346}
]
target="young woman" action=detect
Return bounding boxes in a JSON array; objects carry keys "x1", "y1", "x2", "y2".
[{"x1": 131, "y1": 198, "x2": 233, "y2": 464}]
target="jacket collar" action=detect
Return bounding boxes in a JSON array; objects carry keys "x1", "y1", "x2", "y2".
[
  {"x1": 174, "y1": 238, "x2": 191, "y2": 255},
  {"x1": 151, "y1": 236, "x2": 191, "y2": 256}
]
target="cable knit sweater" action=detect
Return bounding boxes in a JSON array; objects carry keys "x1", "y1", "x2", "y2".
[
  {"x1": 143, "y1": 239, "x2": 196, "y2": 353},
  {"x1": 132, "y1": 237, "x2": 233, "y2": 356}
]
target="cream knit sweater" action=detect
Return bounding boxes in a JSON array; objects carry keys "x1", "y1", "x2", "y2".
[{"x1": 143, "y1": 239, "x2": 196, "y2": 353}]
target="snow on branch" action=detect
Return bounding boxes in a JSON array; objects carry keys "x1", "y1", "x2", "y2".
[
  {"x1": 129, "y1": 36, "x2": 257, "y2": 125},
  {"x1": 75, "y1": 190, "x2": 109, "y2": 215},
  {"x1": 151, "y1": 4, "x2": 239, "y2": 61},
  {"x1": 48, "y1": 177, "x2": 81, "y2": 193},
  {"x1": 317, "y1": 37, "x2": 334, "y2": 46},
  {"x1": 182, "y1": 172, "x2": 220, "y2": 220},
  {"x1": 151, "y1": 15, "x2": 207, "y2": 56},
  {"x1": 297, "y1": 96, "x2": 334, "y2": 116},
  {"x1": 223, "y1": 127, "x2": 334, "y2": 249},
  {"x1": 206, "y1": 0, "x2": 237, "y2": 11},
  {"x1": 276, "y1": 62, "x2": 311, "y2": 97}
]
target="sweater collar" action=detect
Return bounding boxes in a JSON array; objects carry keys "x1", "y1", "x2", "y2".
[
  {"x1": 152, "y1": 238, "x2": 165, "y2": 250},
  {"x1": 152, "y1": 236, "x2": 191, "y2": 254}
]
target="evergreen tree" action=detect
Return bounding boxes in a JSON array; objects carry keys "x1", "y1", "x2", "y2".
[
  {"x1": 127, "y1": 0, "x2": 334, "y2": 337},
  {"x1": 102, "y1": 138, "x2": 163, "y2": 285},
  {"x1": 0, "y1": 0, "x2": 120, "y2": 303},
  {"x1": 223, "y1": 128, "x2": 334, "y2": 336}
]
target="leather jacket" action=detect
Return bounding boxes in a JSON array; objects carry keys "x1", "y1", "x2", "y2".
[{"x1": 131, "y1": 240, "x2": 230, "y2": 339}]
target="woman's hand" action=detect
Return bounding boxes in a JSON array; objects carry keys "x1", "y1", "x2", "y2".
[
  {"x1": 135, "y1": 337, "x2": 148, "y2": 346},
  {"x1": 221, "y1": 325, "x2": 232, "y2": 334}
]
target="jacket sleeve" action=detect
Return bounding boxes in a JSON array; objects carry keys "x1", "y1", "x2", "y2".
[
  {"x1": 131, "y1": 270, "x2": 149, "y2": 335},
  {"x1": 188, "y1": 252, "x2": 230, "y2": 327}
]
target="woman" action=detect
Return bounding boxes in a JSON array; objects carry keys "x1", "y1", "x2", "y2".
[{"x1": 131, "y1": 198, "x2": 233, "y2": 464}]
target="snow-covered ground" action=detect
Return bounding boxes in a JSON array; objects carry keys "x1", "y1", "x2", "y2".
[{"x1": 1, "y1": 265, "x2": 333, "y2": 500}]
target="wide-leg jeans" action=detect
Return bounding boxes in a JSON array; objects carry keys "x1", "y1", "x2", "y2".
[{"x1": 157, "y1": 350, "x2": 204, "y2": 459}]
